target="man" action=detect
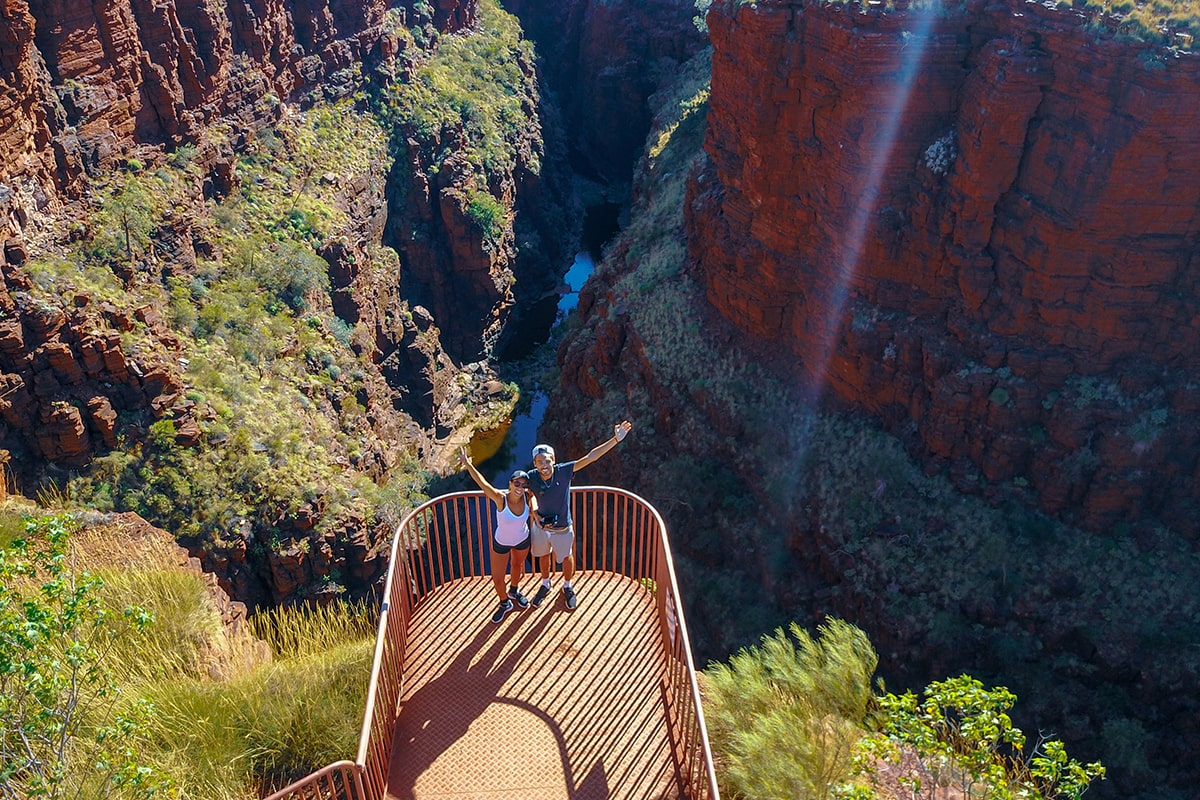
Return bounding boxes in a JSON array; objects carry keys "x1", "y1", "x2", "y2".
[{"x1": 528, "y1": 420, "x2": 633, "y2": 609}]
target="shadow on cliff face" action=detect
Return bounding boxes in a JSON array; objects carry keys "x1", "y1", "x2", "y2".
[{"x1": 500, "y1": 0, "x2": 707, "y2": 184}]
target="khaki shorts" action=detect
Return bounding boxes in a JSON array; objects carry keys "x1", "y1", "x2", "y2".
[{"x1": 530, "y1": 521, "x2": 574, "y2": 562}]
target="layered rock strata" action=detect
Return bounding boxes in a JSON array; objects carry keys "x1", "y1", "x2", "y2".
[
  {"x1": 0, "y1": 258, "x2": 190, "y2": 468},
  {"x1": 0, "y1": 0, "x2": 477, "y2": 242},
  {"x1": 689, "y1": 0, "x2": 1200, "y2": 535}
]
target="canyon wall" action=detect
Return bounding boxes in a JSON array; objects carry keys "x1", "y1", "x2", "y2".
[
  {"x1": 380, "y1": 31, "x2": 566, "y2": 364},
  {"x1": 502, "y1": 0, "x2": 706, "y2": 181},
  {"x1": 0, "y1": 0, "x2": 478, "y2": 243},
  {"x1": 0, "y1": 0, "x2": 525, "y2": 606},
  {"x1": 688, "y1": 0, "x2": 1200, "y2": 536}
]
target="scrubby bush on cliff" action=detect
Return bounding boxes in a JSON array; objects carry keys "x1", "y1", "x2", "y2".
[
  {"x1": 141, "y1": 601, "x2": 374, "y2": 797},
  {"x1": 703, "y1": 620, "x2": 1104, "y2": 800},
  {"x1": 703, "y1": 619, "x2": 877, "y2": 799}
]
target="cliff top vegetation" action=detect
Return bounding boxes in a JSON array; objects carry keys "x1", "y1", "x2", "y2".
[
  {"x1": 703, "y1": 0, "x2": 1200, "y2": 50},
  {"x1": 0, "y1": 509, "x2": 375, "y2": 798}
]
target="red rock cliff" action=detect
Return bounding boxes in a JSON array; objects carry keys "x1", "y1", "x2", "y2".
[
  {"x1": 689, "y1": 0, "x2": 1200, "y2": 535},
  {"x1": 0, "y1": 0, "x2": 478, "y2": 242}
]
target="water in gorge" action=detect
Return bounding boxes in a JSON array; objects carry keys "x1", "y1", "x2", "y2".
[{"x1": 470, "y1": 202, "x2": 620, "y2": 483}]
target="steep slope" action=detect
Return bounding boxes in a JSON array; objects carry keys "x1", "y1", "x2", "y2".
[{"x1": 0, "y1": 0, "x2": 568, "y2": 607}]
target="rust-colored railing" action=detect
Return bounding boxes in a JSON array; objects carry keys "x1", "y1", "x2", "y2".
[{"x1": 264, "y1": 487, "x2": 719, "y2": 800}]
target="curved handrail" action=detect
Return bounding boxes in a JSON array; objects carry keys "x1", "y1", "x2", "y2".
[
  {"x1": 261, "y1": 760, "x2": 364, "y2": 800},
  {"x1": 265, "y1": 487, "x2": 719, "y2": 800}
]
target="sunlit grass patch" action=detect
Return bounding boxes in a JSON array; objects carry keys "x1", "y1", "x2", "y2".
[{"x1": 142, "y1": 634, "x2": 373, "y2": 799}]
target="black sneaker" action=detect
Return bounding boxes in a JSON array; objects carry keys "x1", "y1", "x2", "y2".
[
  {"x1": 563, "y1": 585, "x2": 578, "y2": 610},
  {"x1": 491, "y1": 598, "x2": 513, "y2": 624},
  {"x1": 508, "y1": 587, "x2": 529, "y2": 608},
  {"x1": 531, "y1": 584, "x2": 551, "y2": 608}
]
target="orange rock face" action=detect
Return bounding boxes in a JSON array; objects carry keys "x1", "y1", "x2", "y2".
[
  {"x1": 0, "y1": 0, "x2": 408, "y2": 240},
  {"x1": 689, "y1": 0, "x2": 1200, "y2": 536}
]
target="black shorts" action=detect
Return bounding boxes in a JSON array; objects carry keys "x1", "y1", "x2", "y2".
[{"x1": 492, "y1": 533, "x2": 531, "y2": 555}]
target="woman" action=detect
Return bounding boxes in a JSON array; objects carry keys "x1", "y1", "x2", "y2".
[{"x1": 458, "y1": 447, "x2": 537, "y2": 624}]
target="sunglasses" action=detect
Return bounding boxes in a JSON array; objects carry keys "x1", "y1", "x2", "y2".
[{"x1": 512, "y1": 481, "x2": 529, "y2": 488}]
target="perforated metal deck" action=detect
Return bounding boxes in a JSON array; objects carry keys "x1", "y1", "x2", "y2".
[{"x1": 386, "y1": 572, "x2": 682, "y2": 800}]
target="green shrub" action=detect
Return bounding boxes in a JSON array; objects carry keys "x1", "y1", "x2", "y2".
[
  {"x1": 465, "y1": 189, "x2": 507, "y2": 252},
  {"x1": 4, "y1": 518, "x2": 378, "y2": 800},
  {"x1": 703, "y1": 619, "x2": 878, "y2": 800},
  {"x1": 0, "y1": 514, "x2": 169, "y2": 800},
  {"x1": 702, "y1": 619, "x2": 1105, "y2": 800},
  {"x1": 856, "y1": 675, "x2": 1106, "y2": 800}
]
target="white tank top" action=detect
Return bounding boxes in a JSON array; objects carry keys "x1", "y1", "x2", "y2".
[{"x1": 495, "y1": 494, "x2": 530, "y2": 547}]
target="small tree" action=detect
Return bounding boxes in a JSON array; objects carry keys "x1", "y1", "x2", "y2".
[
  {"x1": 0, "y1": 514, "x2": 169, "y2": 799},
  {"x1": 853, "y1": 675, "x2": 1105, "y2": 800},
  {"x1": 97, "y1": 177, "x2": 155, "y2": 266}
]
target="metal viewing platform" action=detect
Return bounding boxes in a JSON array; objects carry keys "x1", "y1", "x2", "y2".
[{"x1": 265, "y1": 487, "x2": 719, "y2": 800}]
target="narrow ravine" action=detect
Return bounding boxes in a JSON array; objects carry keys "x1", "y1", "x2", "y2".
[{"x1": 470, "y1": 202, "x2": 620, "y2": 483}]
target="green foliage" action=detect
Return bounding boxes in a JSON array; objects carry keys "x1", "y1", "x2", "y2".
[
  {"x1": 856, "y1": 675, "x2": 1105, "y2": 800},
  {"x1": 372, "y1": 0, "x2": 538, "y2": 176},
  {"x1": 136, "y1": 597, "x2": 375, "y2": 797},
  {"x1": 703, "y1": 619, "x2": 878, "y2": 800},
  {"x1": 248, "y1": 599, "x2": 375, "y2": 660},
  {"x1": 25, "y1": 252, "x2": 125, "y2": 300},
  {"x1": 0, "y1": 514, "x2": 169, "y2": 800},
  {"x1": 465, "y1": 189, "x2": 508, "y2": 253},
  {"x1": 1074, "y1": 0, "x2": 1200, "y2": 50}
]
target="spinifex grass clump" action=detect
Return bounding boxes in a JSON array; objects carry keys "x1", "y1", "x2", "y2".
[
  {"x1": 141, "y1": 634, "x2": 373, "y2": 798},
  {"x1": 703, "y1": 619, "x2": 878, "y2": 799}
]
